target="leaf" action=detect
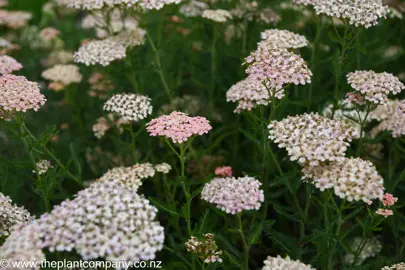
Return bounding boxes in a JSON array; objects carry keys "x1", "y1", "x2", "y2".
[
  {"x1": 328, "y1": 30, "x2": 341, "y2": 44},
  {"x1": 238, "y1": 128, "x2": 260, "y2": 147},
  {"x1": 198, "y1": 209, "x2": 210, "y2": 233},
  {"x1": 69, "y1": 142, "x2": 82, "y2": 177},
  {"x1": 215, "y1": 234, "x2": 242, "y2": 258},
  {"x1": 223, "y1": 250, "x2": 242, "y2": 268},
  {"x1": 190, "y1": 185, "x2": 204, "y2": 200},
  {"x1": 273, "y1": 205, "x2": 301, "y2": 222},
  {"x1": 37, "y1": 125, "x2": 58, "y2": 147},
  {"x1": 148, "y1": 197, "x2": 180, "y2": 217},
  {"x1": 265, "y1": 229, "x2": 299, "y2": 257},
  {"x1": 248, "y1": 223, "x2": 263, "y2": 247}
]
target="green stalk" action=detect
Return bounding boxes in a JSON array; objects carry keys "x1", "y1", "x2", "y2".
[{"x1": 237, "y1": 213, "x2": 249, "y2": 270}]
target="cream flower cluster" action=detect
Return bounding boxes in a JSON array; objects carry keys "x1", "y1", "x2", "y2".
[
  {"x1": 0, "y1": 10, "x2": 32, "y2": 29},
  {"x1": 74, "y1": 39, "x2": 126, "y2": 66},
  {"x1": 382, "y1": 263, "x2": 405, "y2": 270},
  {"x1": 41, "y1": 64, "x2": 83, "y2": 86},
  {"x1": 245, "y1": 45, "x2": 312, "y2": 90},
  {"x1": 37, "y1": 180, "x2": 164, "y2": 262},
  {"x1": 344, "y1": 237, "x2": 382, "y2": 265},
  {"x1": 314, "y1": 0, "x2": 389, "y2": 28},
  {"x1": 39, "y1": 27, "x2": 60, "y2": 41},
  {"x1": 67, "y1": 0, "x2": 181, "y2": 10},
  {"x1": 185, "y1": 233, "x2": 223, "y2": 263},
  {"x1": 180, "y1": 0, "x2": 209, "y2": 17},
  {"x1": 0, "y1": 193, "x2": 34, "y2": 236},
  {"x1": 262, "y1": 255, "x2": 315, "y2": 270},
  {"x1": 257, "y1": 8, "x2": 281, "y2": 24},
  {"x1": 146, "y1": 111, "x2": 212, "y2": 143},
  {"x1": 110, "y1": 28, "x2": 146, "y2": 48},
  {"x1": 369, "y1": 99, "x2": 405, "y2": 138},
  {"x1": 88, "y1": 72, "x2": 114, "y2": 98},
  {"x1": 92, "y1": 113, "x2": 128, "y2": 139},
  {"x1": 34, "y1": 160, "x2": 53, "y2": 175},
  {"x1": 0, "y1": 75, "x2": 46, "y2": 117},
  {"x1": 202, "y1": 9, "x2": 233, "y2": 23},
  {"x1": 103, "y1": 93, "x2": 153, "y2": 122},
  {"x1": 98, "y1": 163, "x2": 164, "y2": 190},
  {"x1": 268, "y1": 113, "x2": 358, "y2": 166},
  {"x1": 0, "y1": 55, "x2": 23, "y2": 75},
  {"x1": 302, "y1": 157, "x2": 385, "y2": 203},
  {"x1": 293, "y1": 0, "x2": 317, "y2": 6},
  {"x1": 226, "y1": 77, "x2": 283, "y2": 113},
  {"x1": 347, "y1": 71, "x2": 404, "y2": 104},
  {"x1": 398, "y1": 100, "x2": 405, "y2": 116},
  {"x1": 259, "y1": 29, "x2": 309, "y2": 49},
  {"x1": 201, "y1": 176, "x2": 264, "y2": 214}
]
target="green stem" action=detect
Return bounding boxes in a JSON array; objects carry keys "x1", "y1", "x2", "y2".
[
  {"x1": 299, "y1": 184, "x2": 312, "y2": 255},
  {"x1": 210, "y1": 25, "x2": 218, "y2": 117},
  {"x1": 237, "y1": 213, "x2": 249, "y2": 270},
  {"x1": 308, "y1": 14, "x2": 323, "y2": 110},
  {"x1": 129, "y1": 125, "x2": 138, "y2": 162},
  {"x1": 146, "y1": 31, "x2": 172, "y2": 100},
  {"x1": 356, "y1": 103, "x2": 372, "y2": 156},
  {"x1": 327, "y1": 192, "x2": 343, "y2": 270}
]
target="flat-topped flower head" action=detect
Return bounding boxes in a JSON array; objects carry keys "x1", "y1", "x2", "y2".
[
  {"x1": 293, "y1": 0, "x2": 317, "y2": 6},
  {"x1": 103, "y1": 93, "x2": 153, "y2": 122},
  {"x1": 41, "y1": 64, "x2": 82, "y2": 87},
  {"x1": 202, "y1": 9, "x2": 232, "y2": 23},
  {"x1": 146, "y1": 111, "x2": 212, "y2": 144},
  {"x1": 201, "y1": 176, "x2": 264, "y2": 214},
  {"x1": 314, "y1": 0, "x2": 389, "y2": 28},
  {"x1": 180, "y1": 0, "x2": 209, "y2": 17},
  {"x1": 245, "y1": 45, "x2": 312, "y2": 90},
  {"x1": 39, "y1": 27, "x2": 60, "y2": 41},
  {"x1": 36, "y1": 180, "x2": 164, "y2": 262},
  {"x1": 262, "y1": 255, "x2": 316, "y2": 270},
  {"x1": 227, "y1": 77, "x2": 281, "y2": 113},
  {"x1": 0, "y1": 75, "x2": 46, "y2": 117},
  {"x1": 34, "y1": 160, "x2": 53, "y2": 175},
  {"x1": 397, "y1": 100, "x2": 405, "y2": 116},
  {"x1": 382, "y1": 193, "x2": 398, "y2": 207},
  {"x1": 345, "y1": 237, "x2": 381, "y2": 265},
  {"x1": 0, "y1": 10, "x2": 32, "y2": 29},
  {"x1": 347, "y1": 71, "x2": 404, "y2": 105},
  {"x1": 66, "y1": 0, "x2": 181, "y2": 10},
  {"x1": 369, "y1": 99, "x2": 405, "y2": 138},
  {"x1": 214, "y1": 166, "x2": 232, "y2": 177},
  {"x1": 259, "y1": 29, "x2": 309, "y2": 49},
  {"x1": 185, "y1": 233, "x2": 223, "y2": 264},
  {"x1": 0, "y1": 193, "x2": 34, "y2": 236},
  {"x1": 0, "y1": 55, "x2": 23, "y2": 75},
  {"x1": 74, "y1": 39, "x2": 126, "y2": 66},
  {"x1": 268, "y1": 113, "x2": 357, "y2": 166},
  {"x1": 302, "y1": 157, "x2": 385, "y2": 203},
  {"x1": 382, "y1": 262, "x2": 405, "y2": 270}
]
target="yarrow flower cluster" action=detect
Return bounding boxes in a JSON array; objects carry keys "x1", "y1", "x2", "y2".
[
  {"x1": 29, "y1": 180, "x2": 164, "y2": 262},
  {"x1": 33, "y1": 160, "x2": 53, "y2": 175},
  {"x1": 375, "y1": 193, "x2": 397, "y2": 217},
  {"x1": 345, "y1": 237, "x2": 382, "y2": 265},
  {"x1": 154, "y1": 163, "x2": 171, "y2": 174},
  {"x1": 369, "y1": 99, "x2": 405, "y2": 138},
  {"x1": 88, "y1": 72, "x2": 114, "y2": 99},
  {"x1": 92, "y1": 113, "x2": 128, "y2": 138},
  {"x1": 314, "y1": 0, "x2": 390, "y2": 28},
  {"x1": 214, "y1": 166, "x2": 232, "y2": 177},
  {"x1": 302, "y1": 157, "x2": 385, "y2": 203},
  {"x1": 41, "y1": 64, "x2": 82, "y2": 87},
  {"x1": 74, "y1": 39, "x2": 126, "y2": 66},
  {"x1": 259, "y1": 29, "x2": 309, "y2": 49},
  {"x1": 0, "y1": 55, "x2": 23, "y2": 75},
  {"x1": 226, "y1": 77, "x2": 283, "y2": 113},
  {"x1": 0, "y1": 75, "x2": 46, "y2": 118},
  {"x1": 382, "y1": 262, "x2": 405, "y2": 270},
  {"x1": 201, "y1": 176, "x2": 264, "y2": 214},
  {"x1": 110, "y1": 29, "x2": 146, "y2": 48},
  {"x1": 268, "y1": 113, "x2": 358, "y2": 166},
  {"x1": 66, "y1": 0, "x2": 181, "y2": 10},
  {"x1": 103, "y1": 93, "x2": 153, "y2": 122},
  {"x1": 293, "y1": 0, "x2": 317, "y2": 6},
  {"x1": 245, "y1": 45, "x2": 312, "y2": 90},
  {"x1": 262, "y1": 255, "x2": 315, "y2": 270},
  {"x1": 202, "y1": 9, "x2": 233, "y2": 23},
  {"x1": 347, "y1": 71, "x2": 404, "y2": 104},
  {"x1": 180, "y1": 0, "x2": 209, "y2": 17},
  {"x1": 0, "y1": 10, "x2": 32, "y2": 29},
  {"x1": 185, "y1": 233, "x2": 223, "y2": 263},
  {"x1": 146, "y1": 111, "x2": 212, "y2": 144},
  {"x1": 0, "y1": 193, "x2": 34, "y2": 236},
  {"x1": 39, "y1": 27, "x2": 60, "y2": 41}
]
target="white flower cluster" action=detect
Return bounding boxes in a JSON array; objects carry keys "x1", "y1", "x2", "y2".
[
  {"x1": 369, "y1": 99, "x2": 405, "y2": 138},
  {"x1": 262, "y1": 255, "x2": 315, "y2": 270},
  {"x1": 34, "y1": 160, "x2": 53, "y2": 175},
  {"x1": 66, "y1": 0, "x2": 181, "y2": 10},
  {"x1": 226, "y1": 77, "x2": 284, "y2": 113},
  {"x1": 110, "y1": 28, "x2": 146, "y2": 48},
  {"x1": 41, "y1": 64, "x2": 83, "y2": 85},
  {"x1": 302, "y1": 157, "x2": 385, "y2": 203},
  {"x1": 38, "y1": 180, "x2": 164, "y2": 262},
  {"x1": 347, "y1": 70, "x2": 404, "y2": 105},
  {"x1": 185, "y1": 233, "x2": 223, "y2": 264},
  {"x1": 74, "y1": 39, "x2": 126, "y2": 66},
  {"x1": 0, "y1": 193, "x2": 34, "y2": 236},
  {"x1": 201, "y1": 176, "x2": 264, "y2": 214},
  {"x1": 344, "y1": 237, "x2": 382, "y2": 265},
  {"x1": 293, "y1": 0, "x2": 317, "y2": 6},
  {"x1": 382, "y1": 262, "x2": 405, "y2": 270},
  {"x1": 98, "y1": 162, "x2": 170, "y2": 190},
  {"x1": 180, "y1": 0, "x2": 209, "y2": 17},
  {"x1": 268, "y1": 113, "x2": 358, "y2": 166},
  {"x1": 103, "y1": 93, "x2": 153, "y2": 122},
  {"x1": 322, "y1": 100, "x2": 366, "y2": 138},
  {"x1": 259, "y1": 29, "x2": 309, "y2": 49},
  {"x1": 202, "y1": 9, "x2": 233, "y2": 23},
  {"x1": 314, "y1": 0, "x2": 390, "y2": 28}
]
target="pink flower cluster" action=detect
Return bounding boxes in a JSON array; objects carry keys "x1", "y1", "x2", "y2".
[
  {"x1": 0, "y1": 55, "x2": 23, "y2": 75},
  {"x1": 0, "y1": 75, "x2": 46, "y2": 117},
  {"x1": 376, "y1": 193, "x2": 398, "y2": 217},
  {"x1": 146, "y1": 111, "x2": 212, "y2": 144},
  {"x1": 214, "y1": 166, "x2": 232, "y2": 177},
  {"x1": 245, "y1": 45, "x2": 312, "y2": 90},
  {"x1": 201, "y1": 176, "x2": 264, "y2": 214}
]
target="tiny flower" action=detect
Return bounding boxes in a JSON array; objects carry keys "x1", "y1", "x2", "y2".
[
  {"x1": 369, "y1": 99, "x2": 405, "y2": 138},
  {"x1": 0, "y1": 55, "x2": 23, "y2": 75},
  {"x1": 185, "y1": 233, "x2": 223, "y2": 264},
  {"x1": 381, "y1": 193, "x2": 398, "y2": 207},
  {"x1": 41, "y1": 64, "x2": 82, "y2": 87},
  {"x1": 103, "y1": 93, "x2": 153, "y2": 122},
  {"x1": 344, "y1": 237, "x2": 382, "y2": 265},
  {"x1": 376, "y1": 208, "x2": 393, "y2": 217},
  {"x1": 262, "y1": 255, "x2": 315, "y2": 270},
  {"x1": 382, "y1": 262, "x2": 405, "y2": 270},
  {"x1": 33, "y1": 160, "x2": 53, "y2": 175},
  {"x1": 154, "y1": 163, "x2": 172, "y2": 174},
  {"x1": 74, "y1": 39, "x2": 126, "y2": 66},
  {"x1": 259, "y1": 29, "x2": 309, "y2": 49},
  {"x1": 214, "y1": 166, "x2": 232, "y2": 177},
  {"x1": 39, "y1": 27, "x2": 60, "y2": 41}
]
